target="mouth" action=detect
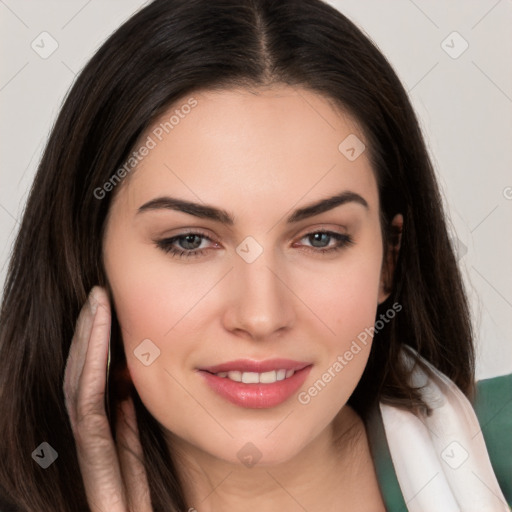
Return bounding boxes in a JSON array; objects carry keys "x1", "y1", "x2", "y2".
[
  {"x1": 211, "y1": 368, "x2": 298, "y2": 384},
  {"x1": 197, "y1": 359, "x2": 312, "y2": 409}
]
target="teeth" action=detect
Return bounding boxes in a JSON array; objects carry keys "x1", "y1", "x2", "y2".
[
  {"x1": 216, "y1": 369, "x2": 296, "y2": 383},
  {"x1": 227, "y1": 371, "x2": 242, "y2": 382},
  {"x1": 260, "y1": 370, "x2": 277, "y2": 383},
  {"x1": 241, "y1": 372, "x2": 259, "y2": 384}
]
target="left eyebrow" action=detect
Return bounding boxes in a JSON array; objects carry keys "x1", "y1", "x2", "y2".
[
  {"x1": 286, "y1": 191, "x2": 368, "y2": 223},
  {"x1": 136, "y1": 190, "x2": 368, "y2": 224}
]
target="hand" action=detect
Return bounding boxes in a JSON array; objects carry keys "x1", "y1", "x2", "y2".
[{"x1": 63, "y1": 286, "x2": 152, "y2": 512}]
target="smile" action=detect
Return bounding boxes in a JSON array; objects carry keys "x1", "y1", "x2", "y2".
[
  {"x1": 197, "y1": 359, "x2": 313, "y2": 409},
  {"x1": 213, "y1": 369, "x2": 296, "y2": 383}
]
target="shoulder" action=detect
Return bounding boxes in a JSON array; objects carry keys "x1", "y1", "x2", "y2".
[{"x1": 471, "y1": 372, "x2": 512, "y2": 506}]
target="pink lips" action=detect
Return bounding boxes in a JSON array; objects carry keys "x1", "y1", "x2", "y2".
[{"x1": 197, "y1": 358, "x2": 312, "y2": 409}]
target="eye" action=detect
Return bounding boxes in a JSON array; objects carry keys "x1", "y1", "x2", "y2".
[
  {"x1": 155, "y1": 229, "x2": 354, "y2": 259},
  {"x1": 295, "y1": 230, "x2": 354, "y2": 254},
  {"x1": 155, "y1": 231, "x2": 218, "y2": 259}
]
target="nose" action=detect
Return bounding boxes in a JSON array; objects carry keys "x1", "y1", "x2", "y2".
[{"x1": 222, "y1": 251, "x2": 296, "y2": 341}]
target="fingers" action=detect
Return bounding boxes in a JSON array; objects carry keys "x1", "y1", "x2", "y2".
[
  {"x1": 74, "y1": 287, "x2": 111, "y2": 419},
  {"x1": 63, "y1": 286, "x2": 128, "y2": 512},
  {"x1": 63, "y1": 289, "x2": 97, "y2": 425},
  {"x1": 116, "y1": 398, "x2": 153, "y2": 512}
]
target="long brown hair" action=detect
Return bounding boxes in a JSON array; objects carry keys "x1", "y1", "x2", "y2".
[{"x1": 0, "y1": 0, "x2": 474, "y2": 510}]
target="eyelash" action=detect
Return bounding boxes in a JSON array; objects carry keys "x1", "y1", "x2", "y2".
[{"x1": 155, "y1": 229, "x2": 354, "y2": 259}]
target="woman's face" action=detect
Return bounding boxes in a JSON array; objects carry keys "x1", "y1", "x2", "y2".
[{"x1": 103, "y1": 85, "x2": 393, "y2": 466}]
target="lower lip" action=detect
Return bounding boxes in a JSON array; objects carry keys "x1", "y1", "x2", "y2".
[{"x1": 199, "y1": 366, "x2": 312, "y2": 409}]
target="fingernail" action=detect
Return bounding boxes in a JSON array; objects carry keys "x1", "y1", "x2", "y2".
[{"x1": 88, "y1": 287, "x2": 99, "y2": 314}]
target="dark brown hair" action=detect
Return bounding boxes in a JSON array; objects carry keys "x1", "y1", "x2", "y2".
[{"x1": 0, "y1": 0, "x2": 474, "y2": 510}]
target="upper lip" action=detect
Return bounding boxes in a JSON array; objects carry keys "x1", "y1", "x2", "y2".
[{"x1": 199, "y1": 359, "x2": 312, "y2": 374}]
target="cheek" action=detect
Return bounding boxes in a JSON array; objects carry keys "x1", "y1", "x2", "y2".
[
  {"x1": 105, "y1": 233, "x2": 211, "y2": 345},
  {"x1": 104, "y1": 237, "x2": 218, "y2": 424},
  {"x1": 310, "y1": 270, "x2": 380, "y2": 338},
  {"x1": 295, "y1": 241, "x2": 383, "y2": 418},
  {"x1": 306, "y1": 242, "x2": 383, "y2": 347},
  {"x1": 107, "y1": 259, "x2": 170, "y2": 348}
]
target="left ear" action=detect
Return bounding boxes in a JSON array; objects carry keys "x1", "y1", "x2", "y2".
[{"x1": 378, "y1": 213, "x2": 403, "y2": 304}]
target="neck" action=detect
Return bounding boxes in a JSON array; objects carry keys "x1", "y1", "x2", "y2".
[{"x1": 165, "y1": 405, "x2": 382, "y2": 512}]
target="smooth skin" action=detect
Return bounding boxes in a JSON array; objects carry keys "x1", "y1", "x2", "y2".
[{"x1": 64, "y1": 85, "x2": 403, "y2": 511}]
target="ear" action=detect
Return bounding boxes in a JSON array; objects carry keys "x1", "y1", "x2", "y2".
[{"x1": 378, "y1": 213, "x2": 403, "y2": 304}]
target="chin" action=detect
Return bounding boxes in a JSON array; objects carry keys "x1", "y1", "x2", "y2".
[{"x1": 215, "y1": 432, "x2": 310, "y2": 468}]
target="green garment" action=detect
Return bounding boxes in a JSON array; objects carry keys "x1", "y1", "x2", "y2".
[{"x1": 367, "y1": 373, "x2": 512, "y2": 510}]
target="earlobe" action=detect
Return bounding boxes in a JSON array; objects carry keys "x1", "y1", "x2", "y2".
[{"x1": 378, "y1": 213, "x2": 403, "y2": 304}]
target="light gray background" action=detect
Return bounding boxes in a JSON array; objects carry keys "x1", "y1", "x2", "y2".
[{"x1": 1, "y1": 0, "x2": 511, "y2": 379}]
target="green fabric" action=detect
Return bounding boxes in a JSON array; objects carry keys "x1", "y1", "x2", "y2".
[
  {"x1": 471, "y1": 373, "x2": 512, "y2": 508},
  {"x1": 367, "y1": 405, "x2": 409, "y2": 510},
  {"x1": 369, "y1": 373, "x2": 512, "y2": 510}
]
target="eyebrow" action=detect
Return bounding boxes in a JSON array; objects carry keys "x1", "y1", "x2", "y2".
[{"x1": 136, "y1": 190, "x2": 368, "y2": 225}]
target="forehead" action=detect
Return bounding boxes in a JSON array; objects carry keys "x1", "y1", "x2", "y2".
[{"x1": 111, "y1": 85, "x2": 378, "y2": 220}]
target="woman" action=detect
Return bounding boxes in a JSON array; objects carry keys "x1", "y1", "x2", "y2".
[{"x1": 0, "y1": 0, "x2": 510, "y2": 510}]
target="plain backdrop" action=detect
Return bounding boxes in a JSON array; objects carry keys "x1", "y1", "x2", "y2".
[{"x1": 0, "y1": 0, "x2": 511, "y2": 378}]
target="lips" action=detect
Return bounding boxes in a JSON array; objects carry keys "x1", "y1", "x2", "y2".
[{"x1": 197, "y1": 359, "x2": 312, "y2": 409}]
